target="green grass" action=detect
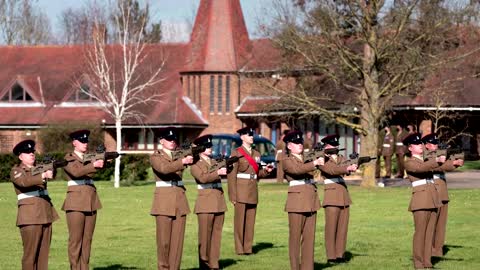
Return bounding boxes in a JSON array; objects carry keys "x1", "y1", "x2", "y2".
[
  {"x1": 1, "y1": 181, "x2": 479, "y2": 270},
  {"x1": 457, "y1": 160, "x2": 480, "y2": 171}
]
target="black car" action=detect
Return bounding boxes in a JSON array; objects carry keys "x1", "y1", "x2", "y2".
[{"x1": 211, "y1": 133, "x2": 277, "y2": 174}]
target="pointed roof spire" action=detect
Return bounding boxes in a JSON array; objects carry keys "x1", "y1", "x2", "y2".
[{"x1": 187, "y1": 0, "x2": 252, "y2": 72}]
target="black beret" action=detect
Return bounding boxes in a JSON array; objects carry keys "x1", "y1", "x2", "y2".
[
  {"x1": 69, "y1": 129, "x2": 90, "y2": 143},
  {"x1": 159, "y1": 127, "x2": 178, "y2": 142},
  {"x1": 403, "y1": 133, "x2": 423, "y2": 146},
  {"x1": 283, "y1": 131, "x2": 303, "y2": 144},
  {"x1": 422, "y1": 133, "x2": 439, "y2": 145},
  {"x1": 13, "y1": 140, "x2": 36, "y2": 156},
  {"x1": 237, "y1": 127, "x2": 254, "y2": 136},
  {"x1": 193, "y1": 134, "x2": 213, "y2": 148},
  {"x1": 321, "y1": 134, "x2": 340, "y2": 146},
  {"x1": 282, "y1": 129, "x2": 291, "y2": 136}
]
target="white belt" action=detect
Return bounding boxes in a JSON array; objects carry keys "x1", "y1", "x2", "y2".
[
  {"x1": 237, "y1": 173, "x2": 257, "y2": 180},
  {"x1": 156, "y1": 180, "x2": 184, "y2": 187},
  {"x1": 383, "y1": 144, "x2": 391, "y2": 147},
  {"x1": 396, "y1": 143, "x2": 404, "y2": 146},
  {"x1": 411, "y1": 179, "x2": 434, "y2": 187},
  {"x1": 17, "y1": 190, "x2": 49, "y2": 200},
  {"x1": 197, "y1": 182, "x2": 222, "y2": 189},
  {"x1": 68, "y1": 180, "x2": 94, "y2": 186},
  {"x1": 289, "y1": 179, "x2": 315, "y2": 186},
  {"x1": 277, "y1": 150, "x2": 283, "y2": 153},
  {"x1": 324, "y1": 177, "x2": 345, "y2": 184},
  {"x1": 433, "y1": 174, "x2": 445, "y2": 180}
]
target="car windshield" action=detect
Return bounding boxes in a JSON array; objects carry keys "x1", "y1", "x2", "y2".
[{"x1": 211, "y1": 137, "x2": 236, "y2": 157}]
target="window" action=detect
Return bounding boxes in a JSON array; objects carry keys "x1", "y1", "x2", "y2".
[
  {"x1": 209, "y1": 76, "x2": 215, "y2": 113},
  {"x1": 193, "y1": 75, "x2": 196, "y2": 103},
  {"x1": 1, "y1": 83, "x2": 33, "y2": 102},
  {"x1": 197, "y1": 76, "x2": 202, "y2": 108},
  {"x1": 187, "y1": 76, "x2": 191, "y2": 97},
  {"x1": 226, "y1": 75, "x2": 230, "y2": 112},
  {"x1": 218, "y1": 75, "x2": 223, "y2": 113},
  {"x1": 78, "y1": 84, "x2": 91, "y2": 101}
]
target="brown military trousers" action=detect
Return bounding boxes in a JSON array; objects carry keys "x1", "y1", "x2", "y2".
[
  {"x1": 288, "y1": 212, "x2": 317, "y2": 270},
  {"x1": 234, "y1": 203, "x2": 257, "y2": 254},
  {"x1": 432, "y1": 203, "x2": 448, "y2": 257},
  {"x1": 156, "y1": 215, "x2": 187, "y2": 270},
  {"x1": 324, "y1": 206, "x2": 349, "y2": 260},
  {"x1": 20, "y1": 224, "x2": 52, "y2": 270},
  {"x1": 412, "y1": 209, "x2": 438, "y2": 269},
  {"x1": 66, "y1": 210, "x2": 97, "y2": 270},
  {"x1": 198, "y1": 213, "x2": 225, "y2": 269}
]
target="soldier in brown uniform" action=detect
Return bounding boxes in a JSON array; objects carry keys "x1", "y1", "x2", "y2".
[
  {"x1": 403, "y1": 133, "x2": 445, "y2": 269},
  {"x1": 190, "y1": 134, "x2": 227, "y2": 270},
  {"x1": 421, "y1": 133, "x2": 464, "y2": 257},
  {"x1": 395, "y1": 125, "x2": 409, "y2": 178},
  {"x1": 282, "y1": 131, "x2": 324, "y2": 270},
  {"x1": 11, "y1": 140, "x2": 59, "y2": 270},
  {"x1": 62, "y1": 130, "x2": 104, "y2": 270},
  {"x1": 227, "y1": 127, "x2": 274, "y2": 255},
  {"x1": 376, "y1": 126, "x2": 394, "y2": 184},
  {"x1": 276, "y1": 130, "x2": 289, "y2": 183},
  {"x1": 303, "y1": 131, "x2": 314, "y2": 152},
  {"x1": 318, "y1": 134, "x2": 358, "y2": 263},
  {"x1": 150, "y1": 127, "x2": 193, "y2": 270}
]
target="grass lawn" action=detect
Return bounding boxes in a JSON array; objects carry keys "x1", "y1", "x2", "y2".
[{"x1": 1, "y1": 180, "x2": 479, "y2": 270}]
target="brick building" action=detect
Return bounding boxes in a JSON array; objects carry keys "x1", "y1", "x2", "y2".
[{"x1": 1, "y1": 0, "x2": 480, "y2": 156}]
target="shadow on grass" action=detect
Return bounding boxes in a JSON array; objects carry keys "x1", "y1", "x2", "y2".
[
  {"x1": 252, "y1": 242, "x2": 275, "y2": 254},
  {"x1": 432, "y1": 256, "x2": 464, "y2": 265},
  {"x1": 93, "y1": 264, "x2": 142, "y2": 270},
  {"x1": 443, "y1": 244, "x2": 463, "y2": 256},
  {"x1": 184, "y1": 258, "x2": 241, "y2": 270},
  {"x1": 314, "y1": 251, "x2": 366, "y2": 269}
]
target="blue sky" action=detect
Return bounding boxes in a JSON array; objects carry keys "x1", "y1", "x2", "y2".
[{"x1": 37, "y1": 0, "x2": 273, "y2": 40}]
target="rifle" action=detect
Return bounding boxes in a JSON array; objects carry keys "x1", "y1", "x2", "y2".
[
  {"x1": 423, "y1": 143, "x2": 464, "y2": 161},
  {"x1": 303, "y1": 143, "x2": 345, "y2": 163},
  {"x1": 208, "y1": 155, "x2": 242, "y2": 173},
  {"x1": 341, "y1": 152, "x2": 377, "y2": 166},
  {"x1": 171, "y1": 141, "x2": 205, "y2": 161},
  {"x1": 447, "y1": 148, "x2": 464, "y2": 160},
  {"x1": 31, "y1": 155, "x2": 69, "y2": 176},
  {"x1": 83, "y1": 144, "x2": 122, "y2": 164}
]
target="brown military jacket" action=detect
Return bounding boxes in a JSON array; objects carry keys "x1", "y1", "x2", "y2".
[
  {"x1": 432, "y1": 160, "x2": 457, "y2": 203},
  {"x1": 282, "y1": 154, "x2": 321, "y2": 213},
  {"x1": 381, "y1": 133, "x2": 395, "y2": 156},
  {"x1": 191, "y1": 156, "x2": 227, "y2": 214},
  {"x1": 404, "y1": 156, "x2": 442, "y2": 211},
  {"x1": 150, "y1": 149, "x2": 190, "y2": 217},
  {"x1": 319, "y1": 155, "x2": 352, "y2": 207},
  {"x1": 227, "y1": 146, "x2": 270, "y2": 204},
  {"x1": 395, "y1": 130, "x2": 408, "y2": 154},
  {"x1": 62, "y1": 152, "x2": 102, "y2": 212},
  {"x1": 11, "y1": 164, "x2": 59, "y2": 226}
]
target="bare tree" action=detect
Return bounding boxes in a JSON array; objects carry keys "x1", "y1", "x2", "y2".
[
  {"x1": 259, "y1": 0, "x2": 480, "y2": 186},
  {"x1": 0, "y1": 0, "x2": 52, "y2": 45},
  {"x1": 82, "y1": 0, "x2": 166, "y2": 188}
]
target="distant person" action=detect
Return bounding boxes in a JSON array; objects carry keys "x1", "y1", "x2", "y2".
[
  {"x1": 395, "y1": 125, "x2": 408, "y2": 178},
  {"x1": 403, "y1": 133, "x2": 444, "y2": 269},
  {"x1": 62, "y1": 130, "x2": 104, "y2": 270},
  {"x1": 227, "y1": 127, "x2": 274, "y2": 255},
  {"x1": 11, "y1": 140, "x2": 58, "y2": 270},
  {"x1": 422, "y1": 133, "x2": 464, "y2": 257},
  {"x1": 318, "y1": 134, "x2": 358, "y2": 264},
  {"x1": 191, "y1": 134, "x2": 227, "y2": 270},
  {"x1": 282, "y1": 131, "x2": 324, "y2": 269}
]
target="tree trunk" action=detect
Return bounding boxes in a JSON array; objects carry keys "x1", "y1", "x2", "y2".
[
  {"x1": 360, "y1": 26, "x2": 380, "y2": 187},
  {"x1": 114, "y1": 119, "x2": 122, "y2": 188}
]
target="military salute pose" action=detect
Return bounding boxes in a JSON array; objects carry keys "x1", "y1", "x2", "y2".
[
  {"x1": 150, "y1": 127, "x2": 193, "y2": 270},
  {"x1": 318, "y1": 134, "x2": 358, "y2": 263},
  {"x1": 190, "y1": 135, "x2": 228, "y2": 270},
  {"x1": 62, "y1": 130, "x2": 104, "y2": 270},
  {"x1": 227, "y1": 127, "x2": 274, "y2": 255},
  {"x1": 282, "y1": 131, "x2": 324, "y2": 270},
  {"x1": 421, "y1": 133, "x2": 464, "y2": 257},
  {"x1": 403, "y1": 133, "x2": 444, "y2": 269},
  {"x1": 11, "y1": 140, "x2": 59, "y2": 270}
]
